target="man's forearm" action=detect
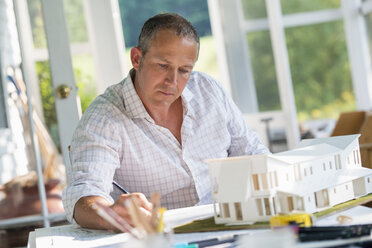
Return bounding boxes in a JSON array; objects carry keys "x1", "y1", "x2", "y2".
[{"x1": 73, "y1": 196, "x2": 112, "y2": 230}]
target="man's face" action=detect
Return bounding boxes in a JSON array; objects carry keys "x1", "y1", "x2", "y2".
[{"x1": 131, "y1": 29, "x2": 198, "y2": 109}]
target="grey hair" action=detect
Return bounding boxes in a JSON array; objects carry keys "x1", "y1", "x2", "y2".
[{"x1": 137, "y1": 13, "x2": 200, "y2": 58}]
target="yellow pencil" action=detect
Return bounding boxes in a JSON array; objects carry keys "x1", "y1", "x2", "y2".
[{"x1": 157, "y1": 207, "x2": 166, "y2": 233}]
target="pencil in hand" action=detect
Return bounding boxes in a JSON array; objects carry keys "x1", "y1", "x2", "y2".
[
  {"x1": 91, "y1": 201, "x2": 140, "y2": 238},
  {"x1": 125, "y1": 192, "x2": 166, "y2": 236}
]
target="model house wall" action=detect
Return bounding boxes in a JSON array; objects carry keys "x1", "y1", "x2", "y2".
[{"x1": 206, "y1": 134, "x2": 372, "y2": 224}]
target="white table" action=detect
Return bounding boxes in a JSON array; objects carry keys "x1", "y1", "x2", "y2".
[{"x1": 27, "y1": 204, "x2": 372, "y2": 248}]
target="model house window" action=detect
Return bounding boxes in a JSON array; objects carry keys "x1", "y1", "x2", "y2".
[
  {"x1": 261, "y1": 173, "x2": 269, "y2": 189},
  {"x1": 353, "y1": 150, "x2": 356, "y2": 164},
  {"x1": 315, "y1": 189, "x2": 330, "y2": 208},
  {"x1": 345, "y1": 184, "x2": 348, "y2": 190},
  {"x1": 256, "y1": 199, "x2": 263, "y2": 216},
  {"x1": 310, "y1": 167, "x2": 313, "y2": 175},
  {"x1": 308, "y1": 196, "x2": 311, "y2": 203},
  {"x1": 234, "y1": 202, "x2": 243, "y2": 220},
  {"x1": 287, "y1": 196, "x2": 294, "y2": 212},
  {"x1": 347, "y1": 156, "x2": 350, "y2": 164},
  {"x1": 338, "y1": 155, "x2": 342, "y2": 169},
  {"x1": 263, "y1": 198, "x2": 271, "y2": 215},
  {"x1": 223, "y1": 203, "x2": 230, "y2": 218},
  {"x1": 252, "y1": 174, "x2": 260, "y2": 190},
  {"x1": 272, "y1": 198, "x2": 277, "y2": 214},
  {"x1": 218, "y1": 203, "x2": 223, "y2": 217},
  {"x1": 212, "y1": 177, "x2": 219, "y2": 194},
  {"x1": 323, "y1": 163, "x2": 326, "y2": 171},
  {"x1": 334, "y1": 188, "x2": 337, "y2": 194},
  {"x1": 330, "y1": 160, "x2": 333, "y2": 170},
  {"x1": 286, "y1": 173, "x2": 289, "y2": 181},
  {"x1": 294, "y1": 165, "x2": 301, "y2": 181},
  {"x1": 304, "y1": 168, "x2": 307, "y2": 176},
  {"x1": 323, "y1": 190, "x2": 329, "y2": 205},
  {"x1": 356, "y1": 150, "x2": 360, "y2": 164},
  {"x1": 368, "y1": 178, "x2": 370, "y2": 183}
]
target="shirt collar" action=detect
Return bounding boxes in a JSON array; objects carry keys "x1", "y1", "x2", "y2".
[
  {"x1": 181, "y1": 84, "x2": 195, "y2": 119},
  {"x1": 122, "y1": 70, "x2": 152, "y2": 121}
]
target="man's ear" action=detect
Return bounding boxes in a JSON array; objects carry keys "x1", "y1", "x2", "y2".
[{"x1": 130, "y1": 47, "x2": 142, "y2": 70}]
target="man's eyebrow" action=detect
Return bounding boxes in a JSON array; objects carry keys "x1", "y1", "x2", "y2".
[
  {"x1": 157, "y1": 58, "x2": 171, "y2": 63},
  {"x1": 156, "y1": 58, "x2": 194, "y2": 68},
  {"x1": 182, "y1": 65, "x2": 194, "y2": 69}
]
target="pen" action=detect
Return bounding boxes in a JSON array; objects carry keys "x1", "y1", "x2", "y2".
[
  {"x1": 174, "y1": 234, "x2": 238, "y2": 248},
  {"x1": 112, "y1": 180, "x2": 129, "y2": 194}
]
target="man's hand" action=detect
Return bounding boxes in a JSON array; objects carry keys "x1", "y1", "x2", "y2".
[
  {"x1": 111, "y1": 193, "x2": 153, "y2": 227},
  {"x1": 73, "y1": 193, "x2": 152, "y2": 232}
]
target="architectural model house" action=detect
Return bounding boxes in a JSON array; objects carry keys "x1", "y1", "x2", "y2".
[{"x1": 206, "y1": 134, "x2": 372, "y2": 224}]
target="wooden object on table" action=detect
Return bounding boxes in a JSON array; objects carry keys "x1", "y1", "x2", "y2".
[{"x1": 331, "y1": 111, "x2": 372, "y2": 169}]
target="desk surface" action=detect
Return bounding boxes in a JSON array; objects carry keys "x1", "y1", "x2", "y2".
[{"x1": 28, "y1": 204, "x2": 372, "y2": 248}]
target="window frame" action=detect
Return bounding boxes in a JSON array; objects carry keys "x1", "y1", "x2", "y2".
[{"x1": 208, "y1": 0, "x2": 372, "y2": 149}]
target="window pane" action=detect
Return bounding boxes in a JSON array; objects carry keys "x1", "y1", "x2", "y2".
[
  {"x1": 65, "y1": 0, "x2": 89, "y2": 43},
  {"x1": 247, "y1": 31, "x2": 281, "y2": 111},
  {"x1": 366, "y1": 12, "x2": 372, "y2": 67},
  {"x1": 118, "y1": 0, "x2": 211, "y2": 48},
  {"x1": 193, "y1": 36, "x2": 221, "y2": 82},
  {"x1": 36, "y1": 61, "x2": 60, "y2": 150},
  {"x1": 71, "y1": 54, "x2": 98, "y2": 112},
  {"x1": 285, "y1": 21, "x2": 356, "y2": 121},
  {"x1": 0, "y1": 71, "x2": 7, "y2": 128},
  {"x1": 28, "y1": 0, "x2": 88, "y2": 48},
  {"x1": 28, "y1": 0, "x2": 46, "y2": 48},
  {"x1": 241, "y1": 0, "x2": 267, "y2": 20},
  {"x1": 281, "y1": 0, "x2": 340, "y2": 15}
]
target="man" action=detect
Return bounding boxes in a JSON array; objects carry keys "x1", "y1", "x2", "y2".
[{"x1": 62, "y1": 13, "x2": 269, "y2": 231}]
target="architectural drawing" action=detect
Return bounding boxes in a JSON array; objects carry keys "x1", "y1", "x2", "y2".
[{"x1": 206, "y1": 134, "x2": 372, "y2": 224}]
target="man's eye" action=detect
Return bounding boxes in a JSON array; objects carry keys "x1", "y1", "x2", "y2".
[
  {"x1": 159, "y1": 64, "x2": 167, "y2": 69},
  {"x1": 179, "y1": 68, "x2": 189, "y2": 74}
]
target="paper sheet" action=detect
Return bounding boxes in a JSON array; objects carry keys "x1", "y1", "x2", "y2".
[
  {"x1": 35, "y1": 224, "x2": 132, "y2": 248},
  {"x1": 315, "y1": 205, "x2": 372, "y2": 226}
]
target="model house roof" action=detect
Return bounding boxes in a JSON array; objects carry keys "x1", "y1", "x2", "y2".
[
  {"x1": 276, "y1": 167, "x2": 372, "y2": 197},
  {"x1": 270, "y1": 143, "x2": 341, "y2": 164},
  {"x1": 296, "y1": 134, "x2": 360, "y2": 150}
]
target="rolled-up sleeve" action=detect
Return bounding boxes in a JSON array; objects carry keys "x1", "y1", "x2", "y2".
[{"x1": 62, "y1": 103, "x2": 122, "y2": 223}]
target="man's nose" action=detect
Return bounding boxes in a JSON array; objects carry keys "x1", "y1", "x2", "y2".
[{"x1": 166, "y1": 69, "x2": 177, "y2": 85}]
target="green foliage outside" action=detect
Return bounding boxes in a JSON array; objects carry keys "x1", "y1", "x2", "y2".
[
  {"x1": 71, "y1": 55, "x2": 97, "y2": 112},
  {"x1": 244, "y1": 0, "x2": 356, "y2": 122},
  {"x1": 247, "y1": 31, "x2": 281, "y2": 111},
  {"x1": 36, "y1": 61, "x2": 59, "y2": 148},
  {"x1": 241, "y1": 0, "x2": 340, "y2": 20},
  {"x1": 117, "y1": 0, "x2": 211, "y2": 47},
  {"x1": 27, "y1": 0, "x2": 88, "y2": 48},
  {"x1": 287, "y1": 21, "x2": 355, "y2": 121},
  {"x1": 36, "y1": 56, "x2": 97, "y2": 149},
  {"x1": 281, "y1": 0, "x2": 340, "y2": 15}
]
